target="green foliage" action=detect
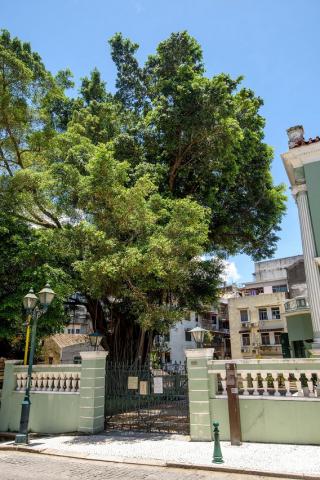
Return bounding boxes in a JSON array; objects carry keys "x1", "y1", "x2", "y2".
[
  {"x1": 0, "y1": 29, "x2": 286, "y2": 359},
  {"x1": 109, "y1": 31, "x2": 286, "y2": 259}
]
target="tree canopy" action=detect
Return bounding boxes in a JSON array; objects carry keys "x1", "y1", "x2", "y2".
[{"x1": 0, "y1": 29, "x2": 286, "y2": 361}]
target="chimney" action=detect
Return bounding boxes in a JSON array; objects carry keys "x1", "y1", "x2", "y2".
[{"x1": 287, "y1": 125, "x2": 304, "y2": 149}]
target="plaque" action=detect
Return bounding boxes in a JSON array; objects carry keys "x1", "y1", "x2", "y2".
[
  {"x1": 231, "y1": 387, "x2": 238, "y2": 394},
  {"x1": 153, "y1": 377, "x2": 163, "y2": 394},
  {"x1": 128, "y1": 376, "x2": 138, "y2": 390},
  {"x1": 140, "y1": 381, "x2": 148, "y2": 395}
]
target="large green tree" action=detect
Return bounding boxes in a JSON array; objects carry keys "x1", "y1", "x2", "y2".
[
  {"x1": 0, "y1": 30, "x2": 286, "y2": 361},
  {"x1": 109, "y1": 31, "x2": 286, "y2": 259}
]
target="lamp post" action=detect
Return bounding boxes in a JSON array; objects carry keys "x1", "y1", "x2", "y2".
[
  {"x1": 88, "y1": 331, "x2": 103, "y2": 351},
  {"x1": 189, "y1": 326, "x2": 208, "y2": 348},
  {"x1": 15, "y1": 283, "x2": 55, "y2": 445}
]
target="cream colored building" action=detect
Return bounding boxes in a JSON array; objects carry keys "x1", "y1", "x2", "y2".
[{"x1": 229, "y1": 292, "x2": 287, "y2": 359}]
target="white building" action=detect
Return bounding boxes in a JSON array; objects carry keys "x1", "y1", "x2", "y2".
[{"x1": 155, "y1": 312, "x2": 198, "y2": 364}]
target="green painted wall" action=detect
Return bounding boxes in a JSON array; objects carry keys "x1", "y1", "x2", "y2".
[
  {"x1": 187, "y1": 359, "x2": 320, "y2": 444},
  {"x1": 0, "y1": 361, "x2": 81, "y2": 434},
  {"x1": 211, "y1": 397, "x2": 320, "y2": 445},
  {"x1": 287, "y1": 313, "x2": 313, "y2": 342},
  {"x1": 0, "y1": 392, "x2": 80, "y2": 433},
  {"x1": 305, "y1": 162, "x2": 320, "y2": 256},
  {"x1": 0, "y1": 352, "x2": 108, "y2": 435}
]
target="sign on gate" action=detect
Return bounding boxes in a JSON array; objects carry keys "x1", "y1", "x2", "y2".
[
  {"x1": 128, "y1": 376, "x2": 138, "y2": 390},
  {"x1": 153, "y1": 377, "x2": 163, "y2": 394},
  {"x1": 139, "y1": 381, "x2": 148, "y2": 395}
]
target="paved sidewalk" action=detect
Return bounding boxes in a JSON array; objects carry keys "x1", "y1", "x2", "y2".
[{"x1": 2, "y1": 432, "x2": 320, "y2": 478}]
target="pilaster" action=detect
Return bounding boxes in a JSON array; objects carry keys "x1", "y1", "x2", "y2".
[
  {"x1": 0, "y1": 360, "x2": 22, "y2": 431},
  {"x1": 294, "y1": 185, "x2": 320, "y2": 347},
  {"x1": 78, "y1": 351, "x2": 108, "y2": 434},
  {"x1": 185, "y1": 348, "x2": 214, "y2": 441}
]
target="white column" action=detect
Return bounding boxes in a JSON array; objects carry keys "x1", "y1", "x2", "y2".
[{"x1": 294, "y1": 184, "x2": 320, "y2": 343}]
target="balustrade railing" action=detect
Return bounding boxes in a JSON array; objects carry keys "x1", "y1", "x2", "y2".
[
  {"x1": 15, "y1": 371, "x2": 81, "y2": 393},
  {"x1": 284, "y1": 297, "x2": 310, "y2": 313},
  {"x1": 215, "y1": 369, "x2": 319, "y2": 398}
]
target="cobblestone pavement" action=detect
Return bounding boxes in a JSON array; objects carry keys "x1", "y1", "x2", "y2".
[
  {"x1": 9, "y1": 431, "x2": 320, "y2": 477},
  {"x1": 0, "y1": 451, "x2": 294, "y2": 480}
]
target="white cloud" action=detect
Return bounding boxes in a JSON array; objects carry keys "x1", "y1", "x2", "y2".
[{"x1": 221, "y1": 261, "x2": 241, "y2": 283}]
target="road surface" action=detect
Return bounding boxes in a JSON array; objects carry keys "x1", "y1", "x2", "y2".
[{"x1": 0, "y1": 450, "x2": 296, "y2": 480}]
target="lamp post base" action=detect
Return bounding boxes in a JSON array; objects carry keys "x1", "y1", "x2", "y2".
[
  {"x1": 15, "y1": 397, "x2": 31, "y2": 444},
  {"x1": 15, "y1": 433, "x2": 29, "y2": 444}
]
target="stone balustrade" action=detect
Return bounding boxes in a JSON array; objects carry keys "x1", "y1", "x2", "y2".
[
  {"x1": 214, "y1": 368, "x2": 319, "y2": 398},
  {"x1": 15, "y1": 371, "x2": 81, "y2": 393}
]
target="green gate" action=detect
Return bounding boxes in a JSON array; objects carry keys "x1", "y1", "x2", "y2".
[{"x1": 105, "y1": 361, "x2": 189, "y2": 434}]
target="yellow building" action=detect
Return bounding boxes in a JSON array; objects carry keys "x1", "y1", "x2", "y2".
[{"x1": 228, "y1": 292, "x2": 287, "y2": 359}]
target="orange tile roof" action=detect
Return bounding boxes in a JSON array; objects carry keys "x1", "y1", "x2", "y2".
[{"x1": 293, "y1": 136, "x2": 320, "y2": 148}]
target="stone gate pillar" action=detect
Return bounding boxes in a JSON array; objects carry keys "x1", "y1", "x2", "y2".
[
  {"x1": 185, "y1": 348, "x2": 214, "y2": 441},
  {"x1": 78, "y1": 351, "x2": 108, "y2": 434}
]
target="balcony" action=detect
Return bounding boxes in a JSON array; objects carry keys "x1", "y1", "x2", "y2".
[
  {"x1": 284, "y1": 297, "x2": 310, "y2": 314},
  {"x1": 211, "y1": 326, "x2": 230, "y2": 334},
  {"x1": 259, "y1": 319, "x2": 285, "y2": 329}
]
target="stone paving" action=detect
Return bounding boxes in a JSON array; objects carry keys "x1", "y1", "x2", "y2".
[
  {"x1": 0, "y1": 451, "x2": 296, "y2": 480},
  {"x1": 3, "y1": 431, "x2": 320, "y2": 477}
]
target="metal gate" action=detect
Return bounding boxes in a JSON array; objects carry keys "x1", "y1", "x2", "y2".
[{"x1": 105, "y1": 361, "x2": 189, "y2": 434}]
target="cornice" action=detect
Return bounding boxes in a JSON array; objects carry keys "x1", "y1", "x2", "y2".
[
  {"x1": 185, "y1": 348, "x2": 215, "y2": 359},
  {"x1": 281, "y1": 142, "x2": 320, "y2": 187}
]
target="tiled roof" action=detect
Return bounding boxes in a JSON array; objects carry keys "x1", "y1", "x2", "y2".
[
  {"x1": 49, "y1": 333, "x2": 90, "y2": 348},
  {"x1": 293, "y1": 136, "x2": 320, "y2": 148}
]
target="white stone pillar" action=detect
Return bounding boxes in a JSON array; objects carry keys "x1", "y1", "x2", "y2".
[{"x1": 294, "y1": 184, "x2": 320, "y2": 345}]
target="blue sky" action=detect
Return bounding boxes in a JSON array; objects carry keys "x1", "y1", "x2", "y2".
[{"x1": 3, "y1": 0, "x2": 319, "y2": 282}]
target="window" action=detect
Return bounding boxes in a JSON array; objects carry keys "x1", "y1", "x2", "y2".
[
  {"x1": 73, "y1": 356, "x2": 81, "y2": 364},
  {"x1": 185, "y1": 330, "x2": 192, "y2": 342},
  {"x1": 259, "y1": 308, "x2": 268, "y2": 321},
  {"x1": 165, "y1": 351, "x2": 171, "y2": 363},
  {"x1": 272, "y1": 285, "x2": 288, "y2": 293},
  {"x1": 48, "y1": 356, "x2": 53, "y2": 365},
  {"x1": 261, "y1": 333, "x2": 270, "y2": 345},
  {"x1": 242, "y1": 334, "x2": 250, "y2": 346},
  {"x1": 297, "y1": 298, "x2": 307, "y2": 308},
  {"x1": 195, "y1": 313, "x2": 199, "y2": 323},
  {"x1": 211, "y1": 314, "x2": 218, "y2": 329},
  {"x1": 271, "y1": 307, "x2": 280, "y2": 320},
  {"x1": 274, "y1": 332, "x2": 282, "y2": 345},
  {"x1": 75, "y1": 329, "x2": 80, "y2": 334},
  {"x1": 240, "y1": 310, "x2": 249, "y2": 323}
]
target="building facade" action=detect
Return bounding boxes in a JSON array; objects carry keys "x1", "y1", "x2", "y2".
[
  {"x1": 228, "y1": 256, "x2": 305, "y2": 359},
  {"x1": 64, "y1": 292, "x2": 92, "y2": 335},
  {"x1": 281, "y1": 126, "x2": 320, "y2": 356},
  {"x1": 229, "y1": 292, "x2": 286, "y2": 359}
]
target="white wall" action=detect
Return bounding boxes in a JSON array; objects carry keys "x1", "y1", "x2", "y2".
[{"x1": 167, "y1": 313, "x2": 198, "y2": 363}]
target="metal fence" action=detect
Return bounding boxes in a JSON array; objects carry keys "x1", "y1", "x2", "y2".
[{"x1": 105, "y1": 361, "x2": 189, "y2": 434}]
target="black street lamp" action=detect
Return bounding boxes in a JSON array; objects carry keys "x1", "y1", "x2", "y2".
[
  {"x1": 88, "y1": 331, "x2": 103, "y2": 351},
  {"x1": 189, "y1": 326, "x2": 208, "y2": 348},
  {"x1": 15, "y1": 283, "x2": 55, "y2": 445}
]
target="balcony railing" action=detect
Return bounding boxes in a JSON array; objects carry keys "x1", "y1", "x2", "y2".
[
  {"x1": 284, "y1": 297, "x2": 310, "y2": 313},
  {"x1": 211, "y1": 326, "x2": 230, "y2": 334},
  {"x1": 213, "y1": 362, "x2": 320, "y2": 398}
]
